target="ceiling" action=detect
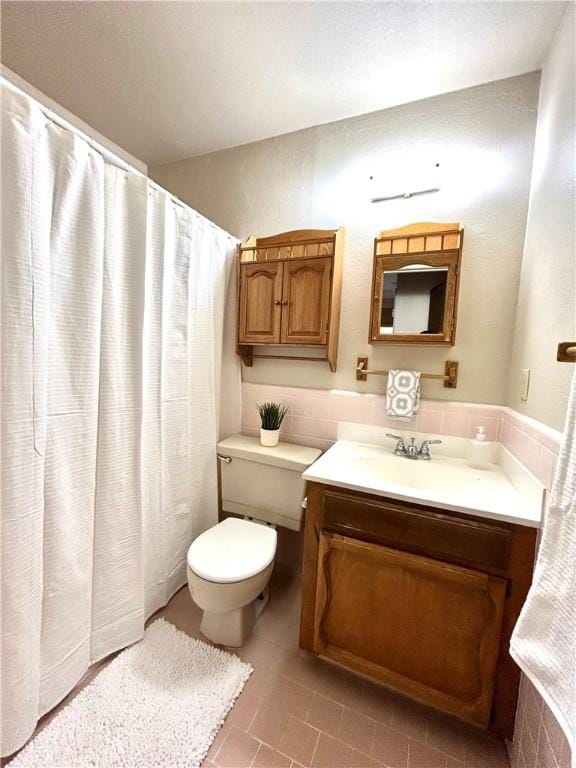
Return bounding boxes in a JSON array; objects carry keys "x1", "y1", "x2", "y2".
[{"x1": 1, "y1": 1, "x2": 567, "y2": 166}]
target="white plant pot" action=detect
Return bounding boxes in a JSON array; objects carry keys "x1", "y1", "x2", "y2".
[{"x1": 260, "y1": 428, "x2": 280, "y2": 447}]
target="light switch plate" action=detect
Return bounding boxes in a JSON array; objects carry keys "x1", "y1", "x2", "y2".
[{"x1": 521, "y1": 369, "x2": 530, "y2": 401}]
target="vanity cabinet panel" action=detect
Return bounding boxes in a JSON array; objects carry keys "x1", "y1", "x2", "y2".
[
  {"x1": 314, "y1": 532, "x2": 506, "y2": 726},
  {"x1": 323, "y1": 490, "x2": 511, "y2": 573},
  {"x1": 280, "y1": 257, "x2": 332, "y2": 345},
  {"x1": 238, "y1": 261, "x2": 283, "y2": 344},
  {"x1": 300, "y1": 482, "x2": 538, "y2": 738}
]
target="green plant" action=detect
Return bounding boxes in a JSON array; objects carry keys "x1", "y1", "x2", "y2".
[{"x1": 257, "y1": 401, "x2": 288, "y2": 430}]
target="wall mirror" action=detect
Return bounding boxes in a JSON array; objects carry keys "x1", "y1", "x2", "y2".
[{"x1": 369, "y1": 222, "x2": 463, "y2": 346}]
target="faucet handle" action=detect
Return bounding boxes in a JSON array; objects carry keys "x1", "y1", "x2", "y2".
[
  {"x1": 418, "y1": 438, "x2": 442, "y2": 459},
  {"x1": 386, "y1": 433, "x2": 407, "y2": 456}
]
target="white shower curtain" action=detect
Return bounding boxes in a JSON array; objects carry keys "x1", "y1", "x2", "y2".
[{"x1": 0, "y1": 83, "x2": 240, "y2": 756}]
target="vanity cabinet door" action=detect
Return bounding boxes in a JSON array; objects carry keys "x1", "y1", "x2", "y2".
[
  {"x1": 313, "y1": 532, "x2": 506, "y2": 726},
  {"x1": 280, "y1": 257, "x2": 332, "y2": 345},
  {"x1": 238, "y1": 262, "x2": 283, "y2": 344}
]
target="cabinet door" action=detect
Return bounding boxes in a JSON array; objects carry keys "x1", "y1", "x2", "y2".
[
  {"x1": 280, "y1": 257, "x2": 332, "y2": 345},
  {"x1": 314, "y1": 532, "x2": 506, "y2": 726},
  {"x1": 238, "y1": 262, "x2": 283, "y2": 344}
]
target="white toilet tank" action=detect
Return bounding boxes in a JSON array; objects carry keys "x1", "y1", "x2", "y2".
[{"x1": 217, "y1": 436, "x2": 322, "y2": 531}]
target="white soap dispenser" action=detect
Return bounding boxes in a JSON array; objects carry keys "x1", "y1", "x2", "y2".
[{"x1": 468, "y1": 426, "x2": 493, "y2": 469}]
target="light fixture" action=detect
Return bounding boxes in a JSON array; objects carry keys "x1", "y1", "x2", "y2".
[
  {"x1": 369, "y1": 161, "x2": 441, "y2": 203},
  {"x1": 370, "y1": 187, "x2": 440, "y2": 203}
]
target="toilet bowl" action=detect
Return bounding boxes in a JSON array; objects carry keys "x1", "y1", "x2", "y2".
[
  {"x1": 186, "y1": 435, "x2": 322, "y2": 646},
  {"x1": 187, "y1": 517, "x2": 277, "y2": 646}
]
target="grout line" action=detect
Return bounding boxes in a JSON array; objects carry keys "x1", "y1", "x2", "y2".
[
  {"x1": 246, "y1": 697, "x2": 263, "y2": 733},
  {"x1": 309, "y1": 727, "x2": 321, "y2": 768},
  {"x1": 248, "y1": 737, "x2": 265, "y2": 768}
]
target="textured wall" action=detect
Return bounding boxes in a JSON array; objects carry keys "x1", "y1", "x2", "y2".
[
  {"x1": 507, "y1": 6, "x2": 576, "y2": 432},
  {"x1": 507, "y1": 9, "x2": 576, "y2": 761},
  {"x1": 152, "y1": 74, "x2": 539, "y2": 405}
]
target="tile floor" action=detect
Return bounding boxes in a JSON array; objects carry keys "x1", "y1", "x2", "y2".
[
  {"x1": 8, "y1": 566, "x2": 512, "y2": 768},
  {"x1": 172, "y1": 566, "x2": 511, "y2": 768}
]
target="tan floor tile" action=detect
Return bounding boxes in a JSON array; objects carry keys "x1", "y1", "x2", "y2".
[
  {"x1": 312, "y1": 733, "x2": 379, "y2": 768},
  {"x1": 239, "y1": 633, "x2": 291, "y2": 672},
  {"x1": 338, "y1": 707, "x2": 375, "y2": 755},
  {"x1": 214, "y1": 727, "x2": 260, "y2": 768},
  {"x1": 226, "y1": 691, "x2": 262, "y2": 731},
  {"x1": 307, "y1": 693, "x2": 343, "y2": 736},
  {"x1": 206, "y1": 722, "x2": 232, "y2": 762},
  {"x1": 425, "y1": 714, "x2": 471, "y2": 763},
  {"x1": 263, "y1": 675, "x2": 315, "y2": 720},
  {"x1": 278, "y1": 651, "x2": 338, "y2": 697},
  {"x1": 253, "y1": 743, "x2": 292, "y2": 768},
  {"x1": 278, "y1": 716, "x2": 320, "y2": 766},
  {"x1": 250, "y1": 701, "x2": 291, "y2": 750},
  {"x1": 408, "y1": 740, "x2": 447, "y2": 767},
  {"x1": 244, "y1": 665, "x2": 278, "y2": 700},
  {"x1": 384, "y1": 697, "x2": 430, "y2": 745},
  {"x1": 372, "y1": 723, "x2": 410, "y2": 768},
  {"x1": 356, "y1": 680, "x2": 398, "y2": 725},
  {"x1": 464, "y1": 733, "x2": 510, "y2": 768},
  {"x1": 325, "y1": 666, "x2": 367, "y2": 711},
  {"x1": 254, "y1": 612, "x2": 294, "y2": 646}
]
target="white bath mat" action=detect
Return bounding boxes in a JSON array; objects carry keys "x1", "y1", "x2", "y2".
[{"x1": 11, "y1": 618, "x2": 252, "y2": 768}]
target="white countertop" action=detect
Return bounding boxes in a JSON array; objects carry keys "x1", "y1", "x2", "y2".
[{"x1": 302, "y1": 439, "x2": 544, "y2": 527}]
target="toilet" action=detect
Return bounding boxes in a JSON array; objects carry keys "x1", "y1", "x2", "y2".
[{"x1": 186, "y1": 435, "x2": 322, "y2": 646}]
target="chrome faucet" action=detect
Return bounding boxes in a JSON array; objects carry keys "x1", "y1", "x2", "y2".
[
  {"x1": 385, "y1": 434, "x2": 442, "y2": 460},
  {"x1": 418, "y1": 439, "x2": 443, "y2": 460}
]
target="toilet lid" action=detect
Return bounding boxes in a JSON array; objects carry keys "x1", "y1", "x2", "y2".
[{"x1": 187, "y1": 518, "x2": 277, "y2": 584}]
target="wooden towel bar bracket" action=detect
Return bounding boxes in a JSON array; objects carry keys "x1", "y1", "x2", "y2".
[
  {"x1": 356, "y1": 357, "x2": 459, "y2": 389},
  {"x1": 557, "y1": 342, "x2": 576, "y2": 362}
]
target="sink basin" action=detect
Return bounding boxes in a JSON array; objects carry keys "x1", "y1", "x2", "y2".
[
  {"x1": 302, "y1": 438, "x2": 543, "y2": 527},
  {"x1": 344, "y1": 456, "x2": 476, "y2": 493}
]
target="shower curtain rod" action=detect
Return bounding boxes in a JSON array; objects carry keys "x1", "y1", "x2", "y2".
[{"x1": 1, "y1": 76, "x2": 238, "y2": 243}]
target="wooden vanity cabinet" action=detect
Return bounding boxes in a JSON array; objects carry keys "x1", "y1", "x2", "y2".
[
  {"x1": 300, "y1": 483, "x2": 537, "y2": 738},
  {"x1": 237, "y1": 229, "x2": 344, "y2": 371}
]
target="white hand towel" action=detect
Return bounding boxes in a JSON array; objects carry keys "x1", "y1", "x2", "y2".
[
  {"x1": 386, "y1": 370, "x2": 421, "y2": 418},
  {"x1": 510, "y1": 369, "x2": 576, "y2": 757}
]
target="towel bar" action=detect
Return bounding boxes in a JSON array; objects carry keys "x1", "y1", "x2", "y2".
[
  {"x1": 356, "y1": 356, "x2": 458, "y2": 388},
  {"x1": 557, "y1": 342, "x2": 576, "y2": 362}
]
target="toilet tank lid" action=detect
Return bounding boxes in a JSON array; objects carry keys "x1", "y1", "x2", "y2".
[
  {"x1": 217, "y1": 435, "x2": 322, "y2": 471},
  {"x1": 188, "y1": 518, "x2": 277, "y2": 583}
]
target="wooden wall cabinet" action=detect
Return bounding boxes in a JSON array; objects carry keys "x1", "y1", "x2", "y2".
[
  {"x1": 300, "y1": 484, "x2": 537, "y2": 737},
  {"x1": 237, "y1": 229, "x2": 344, "y2": 371}
]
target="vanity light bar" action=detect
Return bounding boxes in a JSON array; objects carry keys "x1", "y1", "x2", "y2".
[
  {"x1": 370, "y1": 188, "x2": 440, "y2": 203},
  {"x1": 557, "y1": 342, "x2": 576, "y2": 362},
  {"x1": 356, "y1": 356, "x2": 459, "y2": 389}
]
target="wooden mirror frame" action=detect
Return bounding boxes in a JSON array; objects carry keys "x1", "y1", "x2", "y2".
[{"x1": 369, "y1": 222, "x2": 463, "y2": 346}]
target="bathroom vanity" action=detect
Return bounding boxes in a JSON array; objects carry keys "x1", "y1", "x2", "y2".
[{"x1": 299, "y1": 440, "x2": 541, "y2": 739}]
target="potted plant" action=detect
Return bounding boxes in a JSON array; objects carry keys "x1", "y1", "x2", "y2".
[{"x1": 257, "y1": 402, "x2": 288, "y2": 447}]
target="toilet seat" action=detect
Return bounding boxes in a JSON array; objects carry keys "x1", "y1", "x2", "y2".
[{"x1": 187, "y1": 517, "x2": 277, "y2": 584}]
